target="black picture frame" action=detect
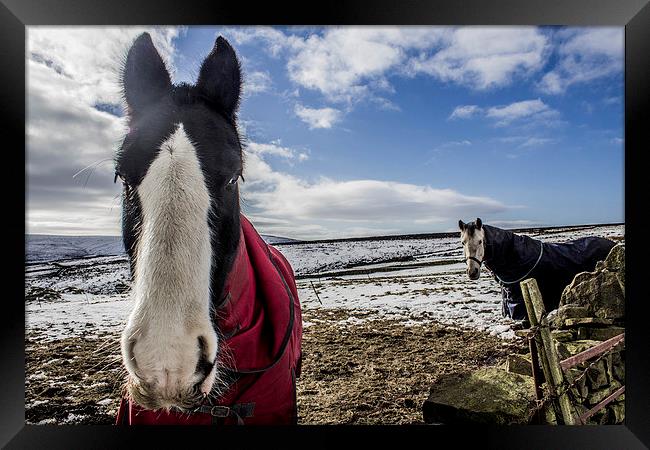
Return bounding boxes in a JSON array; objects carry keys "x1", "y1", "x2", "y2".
[{"x1": 3, "y1": 0, "x2": 649, "y2": 447}]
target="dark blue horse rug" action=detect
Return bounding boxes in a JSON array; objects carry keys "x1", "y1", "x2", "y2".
[{"x1": 481, "y1": 225, "x2": 616, "y2": 321}]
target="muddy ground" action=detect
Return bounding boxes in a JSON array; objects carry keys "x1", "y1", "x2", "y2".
[{"x1": 25, "y1": 307, "x2": 526, "y2": 425}]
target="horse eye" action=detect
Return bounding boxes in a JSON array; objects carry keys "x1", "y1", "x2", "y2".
[{"x1": 226, "y1": 173, "x2": 243, "y2": 187}]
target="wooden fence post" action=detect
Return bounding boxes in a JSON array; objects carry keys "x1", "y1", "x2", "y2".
[
  {"x1": 521, "y1": 278, "x2": 577, "y2": 425},
  {"x1": 520, "y1": 280, "x2": 556, "y2": 423}
]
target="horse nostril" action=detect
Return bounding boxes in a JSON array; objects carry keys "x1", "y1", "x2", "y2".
[
  {"x1": 126, "y1": 339, "x2": 139, "y2": 370},
  {"x1": 195, "y1": 336, "x2": 214, "y2": 379}
]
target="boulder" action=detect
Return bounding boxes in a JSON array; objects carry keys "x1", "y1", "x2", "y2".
[
  {"x1": 604, "y1": 244, "x2": 625, "y2": 274},
  {"x1": 555, "y1": 339, "x2": 601, "y2": 361},
  {"x1": 560, "y1": 244, "x2": 625, "y2": 320},
  {"x1": 551, "y1": 329, "x2": 575, "y2": 342},
  {"x1": 609, "y1": 402, "x2": 625, "y2": 424},
  {"x1": 588, "y1": 326, "x2": 625, "y2": 341},
  {"x1": 422, "y1": 368, "x2": 535, "y2": 425},
  {"x1": 505, "y1": 353, "x2": 533, "y2": 377},
  {"x1": 585, "y1": 360, "x2": 608, "y2": 390},
  {"x1": 549, "y1": 305, "x2": 590, "y2": 329},
  {"x1": 564, "y1": 317, "x2": 615, "y2": 327},
  {"x1": 586, "y1": 380, "x2": 622, "y2": 406},
  {"x1": 566, "y1": 368, "x2": 588, "y2": 400},
  {"x1": 611, "y1": 352, "x2": 625, "y2": 382},
  {"x1": 561, "y1": 271, "x2": 624, "y2": 319}
]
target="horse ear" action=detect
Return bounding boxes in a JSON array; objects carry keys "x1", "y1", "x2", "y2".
[
  {"x1": 458, "y1": 220, "x2": 466, "y2": 231},
  {"x1": 196, "y1": 36, "x2": 242, "y2": 117},
  {"x1": 122, "y1": 33, "x2": 172, "y2": 116},
  {"x1": 476, "y1": 218, "x2": 482, "y2": 229}
]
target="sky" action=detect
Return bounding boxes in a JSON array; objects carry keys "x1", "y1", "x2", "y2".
[{"x1": 26, "y1": 26, "x2": 624, "y2": 240}]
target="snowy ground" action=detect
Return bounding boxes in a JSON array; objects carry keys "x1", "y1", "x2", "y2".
[
  {"x1": 24, "y1": 223, "x2": 624, "y2": 425},
  {"x1": 26, "y1": 224, "x2": 624, "y2": 341}
]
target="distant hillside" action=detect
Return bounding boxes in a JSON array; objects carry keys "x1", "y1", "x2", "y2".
[
  {"x1": 26, "y1": 235, "x2": 124, "y2": 263},
  {"x1": 25, "y1": 233, "x2": 300, "y2": 263},
  {"x1": 260, "y1": 235, "x2": 301, "y2": 245}
]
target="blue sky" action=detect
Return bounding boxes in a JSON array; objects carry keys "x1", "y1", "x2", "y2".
[{"x1": 26, "y1": 26, "x2": 624, "y2": 239}]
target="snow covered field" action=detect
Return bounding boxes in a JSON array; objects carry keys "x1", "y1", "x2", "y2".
[{"x1": 26, "y1": 224, "x2": 624, "y2": 341}]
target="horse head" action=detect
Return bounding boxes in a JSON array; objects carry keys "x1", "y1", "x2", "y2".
[
  {"x1": 458, "y1": 217, "x2": 485, "y2": 280},
  {"x1": 116, "y1": 33, "x2": 243, "y2": 411}
]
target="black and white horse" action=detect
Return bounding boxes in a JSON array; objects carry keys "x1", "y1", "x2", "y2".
[
  {"x1": 459, "y1": 218, "x2": 616, "y2": 321},
  {"x1": 115, "y1": 33, "x2": 250, "y2": 411}
]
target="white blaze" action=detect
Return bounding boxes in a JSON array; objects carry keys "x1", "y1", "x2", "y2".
[{"x1": 121, "y1": 124, "x2": 218, "y2": 405}]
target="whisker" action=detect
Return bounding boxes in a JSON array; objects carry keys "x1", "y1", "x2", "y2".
[{"x1": 72, "y1": 158, "x2": 114, "y2": 180}]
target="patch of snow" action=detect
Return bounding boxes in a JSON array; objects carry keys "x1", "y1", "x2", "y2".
[
  {"x1": 62, "y1": 413, "x2": 88, "y2": 423},
  {"x1": 36, "y1": 418, "x2": 57, "y2": 425},
  {"x1": 27, "y1": 400, "x2": 48, "y2": 408},
  {"x1": 25, "y1": 224, "x2": 624, "y2": 342}
]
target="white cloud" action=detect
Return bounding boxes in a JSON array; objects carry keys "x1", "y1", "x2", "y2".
[
  {"x1": 519, "y1": 137, "x2": 555, "y2": 148},
  {"x1": 27, "y1": 27, "x2": 184, "y2": 235},
  {"x1": 488, "y1": 220, "x2": 539, "y2": 228},
  {"x1": 538, "y1": 28, "x2": 623, "y2": 94},
  {"x1": 493, "y1": 135, "x2": 558, "y2": 158},
  {"x1": 449, "y1": 99, "x2": 561, "y2": 127},
  {"x1": 230, "y1": 26, "x2": 549, "y2": 107},
  {"x1": 239, "y1": 149, "x2": 508, "y2": 239},
  {"x1": 228, "y1": 26, "x2": 297, "y2": 57},
  {"x1": 407, "y1": 27, "x2": 549, "y2": 90},
  {"x1": 432, "y1": 140, "x2": 472, "y2": 152},
  {"x1": 485, "y1": 99, "x2": 560, "y2": 126},
  {"x1": 244, "y1": 70, "x2": 272, "y2": 95},
  {"x1": 28, "y1": 27, "x2": 183, "y2": 104},
  {"x1": 285, "y1": 28, "x2": 444, "y2": 103},
  {"x1": 294, "y1": 104, "x2": 342, "y2": 129},
  {"x1": 245, "y1": 141, "x2": 308, "y2": 161},
  {"x1": 449, "y1": 105, "x2": 482, "y2": 120}
]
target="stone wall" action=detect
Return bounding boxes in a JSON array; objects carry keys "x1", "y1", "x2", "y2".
[{"x1": 545, "y1": 243, "x2": 625, "y2": 424}]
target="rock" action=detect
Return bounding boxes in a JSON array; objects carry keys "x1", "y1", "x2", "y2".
[
  {"x1": 564, "y1": 317, "x2": 616, "y2": 327},
  {"x1": 566, "y1": 368, "x2": 588, "y2": 400},
  {"x1": 549, "y1": 305, "x2": 590, "y2": 329},
  {"x1": 616, "y1": 274, "x2": 625, "y2": 297},
  {"x1": 604, "y1": 244, "x2": 625, "y2": 273},
  {"x1": 587, "y1": 385, "x2": 615, "y2": 406},
  {"x1": 593, "y1": 408, "x2": 611, "y2": 425},
  {"x1": 514, "y1": 329, "x2": 534, "y2": 339},
  {"x1": 588, "y1": 327, "x2": 625, "y2": 341},
  {"x1": 555, "y1": 340, "x2": 601, "y2": 361},
  {"x1": 505, "y1": 354, "x2": 533, "y2": 377},
  {"x1": 608, "y1": 402, "x2": 625, "y2": 424},
  {"x1": 543, "y1": 404, "x2": 558, "y2": 425},
  {"x1": 611, "y1": 352, "x2": 625, "y2": 381},
  {"x1": 572, "y1": 403, "x2": 590, "y2": 423},
  {"x1": 604, "y1": 353, "x2": 614, "y2": 383},
  {"x1": 551, "y1": 329, "x2": 575, "y2": 342},
  {"x1": 422, "y1": 368, "x2": 535, "y2": 425},
  {"x1": 586, "y1": 360, "x2": 608, "y2": 390},
  {"x1": 560, "y1": 245, "x2": 625, "y2": 320}
]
